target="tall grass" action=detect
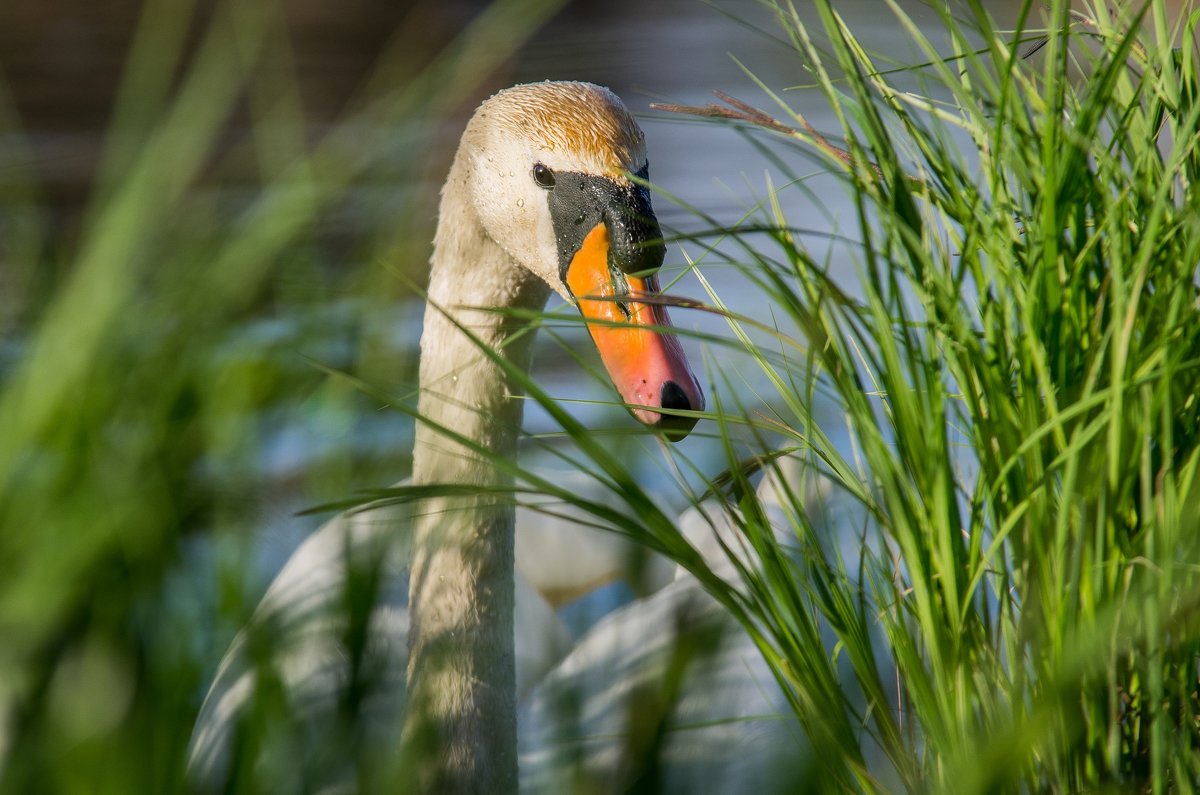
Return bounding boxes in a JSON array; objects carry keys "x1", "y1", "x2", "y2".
[
  {"x1": 640, "y1": 0, "x2": 1200, "y2": 790},
  {"x1": 492, "y1": 0, "x2": 1200, "y2": 791}
]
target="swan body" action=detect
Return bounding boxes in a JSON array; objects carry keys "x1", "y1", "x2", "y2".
[
  {"x1": 519, "y1": 578, "x2": 793, "y2": 795},
  {"x1": 519, "y1": 463, "x2": 815, "y2": 794},
  {"x1": 187, "y1": 488, "x2": 672, "y2": 790},
  {"x1": 189, "y1": 470, "x2": 810, "y2": 794}
]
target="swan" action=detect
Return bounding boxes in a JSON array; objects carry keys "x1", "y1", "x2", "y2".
[{"x1": 188, "y1": 81, "x2": 704, "y2": 793}]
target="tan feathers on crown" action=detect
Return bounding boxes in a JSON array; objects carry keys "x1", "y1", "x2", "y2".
[{"x1": 481, "y1": 82, "x2": 647, "y2": 176}]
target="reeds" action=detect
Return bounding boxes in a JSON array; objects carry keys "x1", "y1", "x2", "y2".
[
  {"x1": 645, "y1": 0, "x2": 1200, "y2": 790},
  {"x1": 504, "y1": 0, "x2": 1200, "y2": 790}
]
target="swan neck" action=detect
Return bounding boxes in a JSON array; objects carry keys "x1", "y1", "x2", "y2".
[
  {"x1": 404, "y1": 149, "x2": 548, "y2": 794},
  {"x1": 414, "y1": 155, "x2": 549, "y2": 481}
]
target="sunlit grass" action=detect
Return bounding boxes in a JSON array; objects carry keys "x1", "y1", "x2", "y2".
[{"x1": 495, "y1": 0, "x2": 1200, "y2": 791}]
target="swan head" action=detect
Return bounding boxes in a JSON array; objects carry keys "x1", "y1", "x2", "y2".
[{"x1": 460, "y1": 81, "x2": 704, "y2": 440}]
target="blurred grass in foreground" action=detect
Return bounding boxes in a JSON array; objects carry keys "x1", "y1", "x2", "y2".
[{"x1": 0, "y1": 0, "x2": 563, "y2": 791}]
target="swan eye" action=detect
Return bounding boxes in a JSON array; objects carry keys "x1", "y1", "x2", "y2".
[{"x1": 532, "y1": 163, "x2": 556, "y2": 189}]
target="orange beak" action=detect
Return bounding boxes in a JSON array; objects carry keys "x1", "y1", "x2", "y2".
[{"x1": 565, "y1": 223, "x2": 704, "y2": 441}]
